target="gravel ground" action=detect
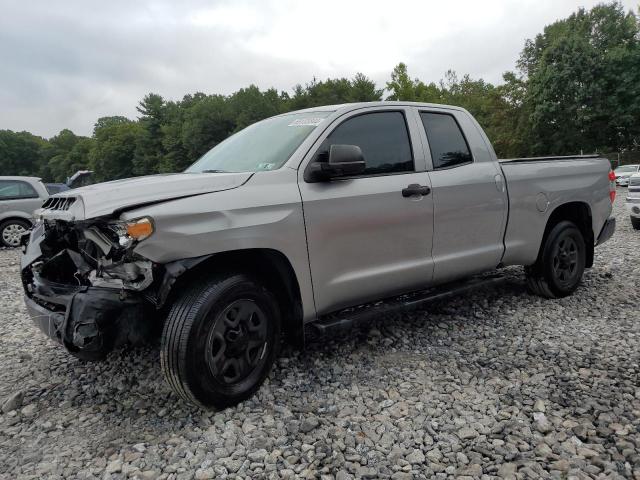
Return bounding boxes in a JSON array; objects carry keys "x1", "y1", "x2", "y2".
[{"x1": 1, "y1": 192, "x2": 639, "y2": 480}]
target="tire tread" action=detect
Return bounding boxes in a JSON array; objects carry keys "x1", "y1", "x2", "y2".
[
  {"x1": 161, "y1": 273, "x2": 280, "y2": 409},
  {"x1": 525, "y1": 220, "x2": 585, "y2": 299}
]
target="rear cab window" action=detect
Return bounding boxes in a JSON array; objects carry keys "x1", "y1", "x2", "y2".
[
  {"x1": 420, "y1": 112, "x2": 473, "y2": 169},
  {"x1": 317, "y1": 111, "x2": 414, "y2": 176}
]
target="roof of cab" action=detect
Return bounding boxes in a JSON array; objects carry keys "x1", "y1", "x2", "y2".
[{"x1": 289, "y1": 101, "x2": 467, "y2": 115}]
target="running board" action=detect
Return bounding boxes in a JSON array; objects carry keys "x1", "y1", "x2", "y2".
[{"x1": 308, "y1": 273, "x2": 507, "y2": 337}]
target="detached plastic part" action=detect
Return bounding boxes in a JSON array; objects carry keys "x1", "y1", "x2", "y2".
[{"x1": 24, "y1": 282, "x2": 154, "y2": 361}]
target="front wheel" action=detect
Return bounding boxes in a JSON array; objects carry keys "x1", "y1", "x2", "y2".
[
  {"x1": 525, "y1": 221, "x2": 586, "y2": 298},
  {"x1": 161, "y1": 273, "x2": 281, "y2": 409},
  {"x1": 631, "y1": 217, "x2": 640, "y2": 230},
  {"x1": 0, "y1": 219, "x2": 30, "y2": 248}
]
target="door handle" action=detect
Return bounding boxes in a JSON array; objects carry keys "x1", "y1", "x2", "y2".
[{"x1": 402, "y1": 184, "x2": 431, "y2": 197}]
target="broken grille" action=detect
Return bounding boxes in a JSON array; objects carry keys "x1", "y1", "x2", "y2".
[{"x1": 41, "y1": 197, "x2": 76, "y2": 211}]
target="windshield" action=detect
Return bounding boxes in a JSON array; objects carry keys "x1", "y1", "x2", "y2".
[
  {"x1": 615, "y1": 165, "x2": 637, "y2": 173},
  {"x1": 186, "y1": 111, "x2": 331, "y2": 173}
]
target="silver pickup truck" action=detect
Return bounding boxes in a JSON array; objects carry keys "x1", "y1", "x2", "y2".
[{"x1": 20, "y1": 102, "x2": 616, "y2": 409}]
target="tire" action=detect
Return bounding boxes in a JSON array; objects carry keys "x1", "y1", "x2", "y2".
[
  {"x1": 0, "y1": 219, "x2": 31, "y2": 248},
  {"x1": 525, "y1": 220, "x2": 586, "y2": 299},
  {"x1": 632, "y1": 217, "x2": 640, "y2": 230},
  {"x1": 161, "y1": 273, "x2": 281, "y2": 409}
]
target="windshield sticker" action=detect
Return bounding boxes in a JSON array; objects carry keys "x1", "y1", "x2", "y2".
[
  {"x1": 288, "y1": 117, "x2": 324, "y2": 127},
  {"x1": 257, "y1": 163, "x2": 276, "y2": 170}
]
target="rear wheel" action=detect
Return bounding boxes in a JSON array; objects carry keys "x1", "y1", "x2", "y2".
[
  {"x1": 631, "y1": 217, "x2": 640, "y2": 230},
  {"x1": 161, "y1": 273, "x2": 281, "y2": 409},
  {"x1": 0, "y1": 219, "x2": 30, "y2": 248},
  {"x1": 525, "y1": 221, "x2": 586, "y2": 298}
]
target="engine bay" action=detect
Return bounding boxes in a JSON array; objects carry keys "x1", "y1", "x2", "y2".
[{"x1": 27, "y1": 219, "x2": 155, "y2": 292}]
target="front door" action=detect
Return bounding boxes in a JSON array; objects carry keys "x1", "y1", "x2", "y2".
[{"x1": 298, "y1": 108, "x2": 434, "y2": 315}]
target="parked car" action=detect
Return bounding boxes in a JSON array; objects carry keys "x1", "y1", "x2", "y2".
[
  {"x1": 0, "y1": 176, "x2": 49, "y2": 247},
  {"x1": 21, "y1": 102, "x2": 616, "y2": 409},
  {"x1": 626, "y1": 173, "x2": 640, "y2": 230},
  {"x1": 613, "y1": 164, "x2": 640, "y2": 186}
]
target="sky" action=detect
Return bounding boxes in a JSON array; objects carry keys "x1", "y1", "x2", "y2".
[{"x1": 1, "y1": 0, "x2": 638, "y2": 138}]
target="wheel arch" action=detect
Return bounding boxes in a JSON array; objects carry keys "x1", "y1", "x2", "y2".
[
  {"x1": 0, "y1": 214, "x2": 33, "y2": 226},
  {"x1": 538, "y1": 202, "x2": 594, "y2": 267},
  {"x1": 163, "y1": 248, "x2": 305, "y2": 347}
]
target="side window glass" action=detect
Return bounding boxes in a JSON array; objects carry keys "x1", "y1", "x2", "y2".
[
  {"x1": 19, "y1": 182, "x2": 38, "y2": 198},
  {"x1": 0, "y1": 181, "x2": 37, "y2": 199},
  {"x1": 420, "y1": 112, "x2": 472, "y2": 169},
  {"x1": 320, "y1": 112, "x2": 414, "y2": 175}
]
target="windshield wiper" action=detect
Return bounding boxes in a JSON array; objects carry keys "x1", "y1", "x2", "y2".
[{"x1": 201, "y1": 169, "x2": 229, "y2": 173}]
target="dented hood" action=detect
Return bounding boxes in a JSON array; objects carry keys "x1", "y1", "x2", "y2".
[{"x1": 37, "y1": 172, "x2": 253, "y2": 220}]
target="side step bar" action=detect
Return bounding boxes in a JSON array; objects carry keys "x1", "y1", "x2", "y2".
[{"x1": 308, "y1": 272, "x2": 508, "y2": 337}]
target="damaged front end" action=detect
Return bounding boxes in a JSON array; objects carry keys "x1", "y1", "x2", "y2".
[{"x1": 21, "y1": 215, "x2": 161, "y2": 360}]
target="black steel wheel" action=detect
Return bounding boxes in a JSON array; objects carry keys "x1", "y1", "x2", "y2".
[
  {"x1": 204, "y1": 299, "x2": 269, "y2": 385},
  {"x1": 525, "y1": 220, "x2": 586, "y2": 298},
  {"x1": 550, "y1": 235, "x2": 580, "y2": 288},
  {"x1": 161, "y1": 273, "x2": 281, "y2": 409}
]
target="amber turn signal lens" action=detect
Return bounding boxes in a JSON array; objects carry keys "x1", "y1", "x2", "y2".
[{"x1": 126, "y1": 218, "x2": 154, "y2": 240}]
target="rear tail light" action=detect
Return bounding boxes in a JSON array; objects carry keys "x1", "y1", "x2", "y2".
[{"x1": 608, "y1": 170, "x2": 616, "y2": 203}]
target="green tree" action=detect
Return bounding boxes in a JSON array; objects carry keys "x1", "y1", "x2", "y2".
[
  {"x1": 41, "y1": 129, "x2": 95, "y2": 182},
  {"x1": 0, "y1": 130, "x2": 47, "y2": 177},
  {"x1": 386, "y1": 63, "x2": 419, "y2": 101},
  {"x1": 228, "y1": 85, "x2": 285, "y2": 131},
  {"x1": 89, "y1": 120, "x2": 142, "y2": 181},
  {"x1": 134, "y1": 93, "x2": 166, "y2": 175},
  {"x1": 349, "y1": 73, "x2": 384, "y2": 102},
  {"x1": 93, "y1": 116, "x2": 132, "y2": 135},
  {"x1": 178, "y1": 94, "x2": 234, "y2": 169},
  {"x1": 520, "y1": 2, "x2": 640, "y2": 154},
  {"x1": 290, "y1": 74, "x2": 382, "y2": 109}
]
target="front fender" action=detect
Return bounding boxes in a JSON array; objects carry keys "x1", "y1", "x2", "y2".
[{"x1": 121, "y1": 169, "x2": 317, "y2": 322}]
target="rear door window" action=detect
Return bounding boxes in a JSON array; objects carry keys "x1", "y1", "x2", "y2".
[
  {"x1": 420, "y1": 112, "x2": 473, "y2": 169},
  {"x1": 0, "y1": 180, "x2": 38, "y2": 199}
]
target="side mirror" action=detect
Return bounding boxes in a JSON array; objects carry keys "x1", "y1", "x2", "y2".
[{"x1": 306, "y1": 144, "x2": 366, "y2": 182}]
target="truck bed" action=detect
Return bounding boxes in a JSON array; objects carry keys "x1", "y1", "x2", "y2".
[{"x1": 498, "y1": 154, "x2": 612, "y2": 267}]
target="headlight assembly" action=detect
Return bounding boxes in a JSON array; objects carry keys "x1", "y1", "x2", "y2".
[{"x1": 108, "y1": 217, "x2": 155, "y2": 247}]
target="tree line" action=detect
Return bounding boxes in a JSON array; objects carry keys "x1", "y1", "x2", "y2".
[{"x1": 1, "y1": 2, "x2": 638, "y2": 183}]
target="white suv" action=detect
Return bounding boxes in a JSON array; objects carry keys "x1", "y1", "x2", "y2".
[
  {"x1": 614, "y1": 164, "x2": 640, "y2": 186},
  {"x1": 626, "y1": 173, "x2": 640, "y2": 230}
]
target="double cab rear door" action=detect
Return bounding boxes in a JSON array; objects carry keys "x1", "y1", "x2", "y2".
[{"x1": 298, "y1": 105, "x2": 508, "y2": 315}]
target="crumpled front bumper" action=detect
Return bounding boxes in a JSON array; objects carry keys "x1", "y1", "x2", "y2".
[
  {"x1": 24, "y1": 293, "x2": 65, "y2": 345},
  {"x1": 21, "y1": 225, "x2": 154, "y2": 360},
  {"x1": 22, "y1": 272, "x2": 153, "y2": 360}
]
